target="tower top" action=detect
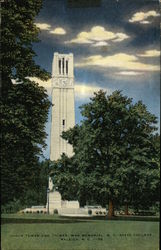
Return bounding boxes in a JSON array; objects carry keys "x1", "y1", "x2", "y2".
[
  {"x1": 52, "y1": 52, "x2": 74, "y2": 78},
  {"x1": 54, "y1": 52, "x2": 73, "y2": 57}
]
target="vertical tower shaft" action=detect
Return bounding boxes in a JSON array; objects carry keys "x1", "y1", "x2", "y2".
[{"x1": 50, "y1": 53, "x2": 75, "y2": 161}]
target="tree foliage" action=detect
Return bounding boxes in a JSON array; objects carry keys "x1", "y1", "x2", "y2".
[
  {"x1": 50, "y1": 90, "x2": 160, "y2": 216},
  {"x1": 50, "y1": 154, "x2": 79, "y2": 201},
  {"x1": 1, "y1": 0, "x2": 50, "y2": 92},
  {"x1": 1, "y1": 0, "x2": 51, "y2": 206},
  {"x1": 1, "y1": 160, "x2": 50, "y2": 212}
]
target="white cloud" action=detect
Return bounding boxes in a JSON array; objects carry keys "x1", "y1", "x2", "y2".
[
  {"x1": 140, "y1": 21, "x2": 150, "y2": 24},
  {"x1": 49, "y1": 27, "x2": 66, "y2": 35},
  {"x1": 65, "y1": 26, "x2": 129, "y2": 45},
  {"x1": 29, "y1": 77, "x2": 52, "y2": 95},
  {"x1": 26, "y1": 77, "x2": 112, "y2": 101},
  {"x1": 66, "y1": 31, "x2": 94, "y2": 44},
  {"x1": 35, "y1": 22, "x2": 51, "y2": 30},
  {"x1": 75, "y1": 53, "x2": 160, "y2": 72},
  {"x1": 112, "y1": 33, "x2": 130, "y2": 42},
  {"x1": 11, "y1": 77, "x2": 52, "y2": 95},
  {"x1": 75, "y1": 82, "x2": 112, "y2": 100},
  {"x1": 92, "y1": 41, "x2": 109, "y2": 47},
  {"x1": 129, "y1": 10, "x2": 159, "y2": 24},
  {"x1": 117, "y1": 71, "x2": 144, "y2": 76},
  {"x1": 137, "y1": 49, "x2": 160, "y2": 57},
  {"x1": 35, "y1": 22, "x2": 66, "y2": 35}
]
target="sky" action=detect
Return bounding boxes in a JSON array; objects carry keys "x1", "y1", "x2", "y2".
[{"x1": 32, "y1": 0, "x2": 160, "y2": 159}]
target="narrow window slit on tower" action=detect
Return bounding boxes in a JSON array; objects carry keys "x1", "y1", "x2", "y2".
[
  {"x1": 66, "y1": 60, "x2": 68, "y2": 75},
  {"x1": 59, "y1": 60, "x2": 61, "y2": 74},
  {"x1": 62, "y1": 58, "x2": 65, "y2": 75},
  {"x1": 62, "y1": 119, "x2": 65, "y2": 126}
]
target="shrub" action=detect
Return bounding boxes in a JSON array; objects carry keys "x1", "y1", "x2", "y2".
[
  {"x1": 1, "y1": 199, "x2": 25, "y2": 213},
  {"x1": 88, "y1": 210, "x2": 92, "y2": 215},
  {"x1": 54, "y1": 209, "x2": 58, "y2": 214}
]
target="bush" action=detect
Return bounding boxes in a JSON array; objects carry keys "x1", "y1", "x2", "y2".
[
  {"x1": 1, "y1": 199, "x2": 25, "y2": 213},
  {"x1": 88, "y1": 210, "x2": 92, "y2": 215},
  {"x1": 54, "y1": 209, "x2": 58, "y2": 214}
]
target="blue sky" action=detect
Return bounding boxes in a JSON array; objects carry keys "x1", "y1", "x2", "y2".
[{"x1": 32, "y1": 0, "x2": 160, "y2": 159}]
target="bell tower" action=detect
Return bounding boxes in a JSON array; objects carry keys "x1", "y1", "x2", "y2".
[{"x1": 50, "y1": 52, "x2": 75, "y2": 161}]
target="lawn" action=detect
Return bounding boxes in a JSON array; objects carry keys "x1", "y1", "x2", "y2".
[{"x1": 1, "y1": 214, "x2": 159, "y2": 250}]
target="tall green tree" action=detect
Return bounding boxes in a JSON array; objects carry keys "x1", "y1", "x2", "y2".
[
  {"x1": 1, "y1": 0, "x2": 51, "y2": 205},
  {"x1": 22, "y1": 159, "x2": 51, "y2": 207},
  {"x1": 51, "y1": 90, "x2": 159, "y2": 217},
  {"x1": 1, "y1": 0, "x2": 50, "y2": 94},
  {"x1": 50, "y1": 154, "x2": 79, "y2": 201}
]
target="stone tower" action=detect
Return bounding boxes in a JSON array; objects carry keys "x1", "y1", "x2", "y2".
[{"x1": 50, "y1": 52, "x2": 75, "y2": 161}]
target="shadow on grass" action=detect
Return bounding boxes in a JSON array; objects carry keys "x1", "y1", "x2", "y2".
[
  {"x1": 1, "y1": 215, "x2": 159, "y2": 225},
  {"x1": 106, "y1": 216, "x2": 160, "y2": 222},
  {"x1": 1, "y1": 217, "x2": 93, "y2": 224}
]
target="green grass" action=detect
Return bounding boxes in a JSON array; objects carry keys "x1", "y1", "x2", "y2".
[{"x1": 1, "y1": 214, "x2": 159, "y2": 250}]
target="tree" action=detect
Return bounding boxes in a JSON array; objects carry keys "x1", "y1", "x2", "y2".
[
  {"x1": 22, "y1": 159, "x2": 51, "y2": 207},
  {"x1": 51, "y1": 90, "x2": 159, "y2": 218},
  {"x1": 1, "y1": 159, "x2": 50, "y2": 213},
  {"x1": 117, "y1": 104, "x2": 160, "y2": 214},
  {"x1": 1, "y1": 1, "x2": 51, "y2": 205},
  {"x1": 1, "y1": 0, "x2": 50, "y2": 95},
  {"x1": 50, "y1": 154, "x2": 79, "y2": 201}
]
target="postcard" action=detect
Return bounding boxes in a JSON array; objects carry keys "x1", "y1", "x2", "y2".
[{"x1": 1, "y1": 0, "x2": 160, "y2": 250}]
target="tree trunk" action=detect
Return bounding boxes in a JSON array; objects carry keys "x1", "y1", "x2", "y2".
[
  {"x1": 125, "y1": 203, "x2": 129, "y2": 215},
  {"x1": 108, "y1": 200, "x2": 114, "y2": 218}
]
